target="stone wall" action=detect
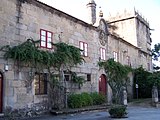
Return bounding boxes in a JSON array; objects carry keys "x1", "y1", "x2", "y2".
[
  {"x1": 108, "y1": 10, "x2": 137, "y2": 47},
  {"x1": 0, "y1": 0, "x2": 152, "y2": 114},
  {"x1": 107, "y1": 10, "x2": 152, "y2": 71},
  {"x1": 0, "y1": 0, "x2": 104, "y2": 111},
  {"x1": 0, "y1": 0, "x2": 18, "y2": 48}
]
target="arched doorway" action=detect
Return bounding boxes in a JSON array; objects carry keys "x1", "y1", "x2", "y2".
[
  {"x1": 99, "y1": 74, "x2": 107, "y2": 95},
  {"x1": 0, "y1": 73, "x2": 3, "y2": 113}
]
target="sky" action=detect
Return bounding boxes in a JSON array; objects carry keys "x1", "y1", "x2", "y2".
[{"x1": 38, "y1": 0, "x2": 160, "y2": 47}]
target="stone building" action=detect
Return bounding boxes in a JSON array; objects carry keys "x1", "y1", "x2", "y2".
[{"x1": 0, "y1": 0, "x2": 152, "y2": 114}]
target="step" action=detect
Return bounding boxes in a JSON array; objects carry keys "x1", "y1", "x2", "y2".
[{"x1": 51, "y1": 105, "x2": 108, "y2": 115}]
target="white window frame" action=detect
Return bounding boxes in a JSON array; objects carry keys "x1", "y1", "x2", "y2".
[{"x1": 100, "y1": 48, "x2": 106, "y2": 60}]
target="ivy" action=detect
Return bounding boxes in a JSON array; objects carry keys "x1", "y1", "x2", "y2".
[
  {"x1": 1, "y1": 39, "x2": 84, "y2": 70},
  {"x1": 0, "y1": 38, "x2": 84, "y2": 85},
  {"x1": 71, "y1": 72, "x2": 85, "y2": 87},
  {"x1": 0, "y1": 38, "x2": 85, "y2": 109}
]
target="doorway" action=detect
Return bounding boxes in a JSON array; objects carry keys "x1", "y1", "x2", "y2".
[{"x1": 99, "y1": 74, "x2": 107, "y2": 95}]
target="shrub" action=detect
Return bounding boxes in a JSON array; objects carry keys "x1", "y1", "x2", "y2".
[
  {"x1": 81, "y1": 93, "x2": 93, "y2": 107},
  {"x1": 67, "y1": 92, "x2": 106, "y2": 108},
  {"x1": 108, "y1": 105, "x2": 127, "y2": 118},
  {"x1": 68, "y1": 94, "x2": 82, "y2": 108},
  {"x1": 90, "y1": 92, "x2": 106, "y2": 105}
]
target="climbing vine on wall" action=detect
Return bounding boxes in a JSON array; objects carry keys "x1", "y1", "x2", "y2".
[
  {"x1": 0, "y1": 38, "x2": 84, "y2": 71},
  {"x1": 0, "y1": 38, "x2": 85, "y2": 109}
]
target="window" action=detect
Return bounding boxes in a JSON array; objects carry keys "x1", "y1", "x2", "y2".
[
  {"x1": 87, "y1": 74, "x2": 91, "y2": 81},
  {"x1": 64, "y1": 74, "x2": 71, "y2": 81},
  {"x1": 34, "y1": 73, "x2": 47, "y2": 95},
  {"x1": 100, "y1": 48, "x2": 106, "y2": 60},
  {"x1": 40, "y1": 29, "x2": 53, "y2": 49},
  {"x1": 64, "y1": 71, "x2": 71, "y2": 81},
  {"x1": 79, "y1": 41, "x2": 88, "y2": 56},
  {"x1": 113, "y1": 51, "x2": 118, "y2": 62}
]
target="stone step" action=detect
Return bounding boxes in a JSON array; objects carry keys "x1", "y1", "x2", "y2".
[{"x1": 50, "y1": 105, "x2": 109, "y2": 115}]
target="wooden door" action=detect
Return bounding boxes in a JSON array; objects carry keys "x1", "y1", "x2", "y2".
[
  {"x1": 99, "y1": 74, "x2": 107, "y2": 95},
  {"x1": 0, "y1": 73, "x2": 3, "y2": 113}
]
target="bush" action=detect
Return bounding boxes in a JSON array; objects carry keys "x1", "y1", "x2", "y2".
[
  {"x1": 108, "y1": 105, "x2": 127, "y2": 118},
  {"x1": 81, "y1": 93, "x2": 93, "y2": 107},
  {"x1": 68, "y1": 94, "x2": 82, "y2": 108},
  {"x1": 90, "y1": 92, "x2": 106, "y2": 105},
  {"x1": 68, "y1": 92, "x2": 106, "y2": 108}
]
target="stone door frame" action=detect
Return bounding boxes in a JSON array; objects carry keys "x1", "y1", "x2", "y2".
[{"x1": 99, "y1": 74, "x2": 107, "y2": 95}]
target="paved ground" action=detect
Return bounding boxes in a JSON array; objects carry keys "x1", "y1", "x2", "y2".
[{"x1": 28, "y1": 106, "x2": 160, "y2": 120}]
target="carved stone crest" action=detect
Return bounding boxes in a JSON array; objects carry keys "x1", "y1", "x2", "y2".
[{"x1": 98, "y1": 19, "x2": 108, "y2": 46}]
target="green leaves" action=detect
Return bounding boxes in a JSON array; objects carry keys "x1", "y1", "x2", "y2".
[
  {"x1": 152, "y1": 43, "x2": 160, "y2": 61},
  {"x1": 71, "y1": 72, "x2": 84, "y2": 86},
  {"x1": 98, "y1": 58, "x2": 132, "y2": 104},
  {"x1": 0, "y1": 39, "x2": 83, "y2": 70},
  {"x1": 133, "y1": 67, "x2": 160, "y2": 98},
  {"x1": 98, "y1": 58, "x2": 131, "y2": 82},
  {"x1": 109, "y1": 105, "x2": 127, "y2": 118},
  {"x1": 152, "y1": 43, "x2": 160, "y2": 70},
  {"x1": 53, "y1": 42, "x2": 84, "y2": 68},
  {"x1": 68, "y1": 92, "x2": 105, "y2": 108}
]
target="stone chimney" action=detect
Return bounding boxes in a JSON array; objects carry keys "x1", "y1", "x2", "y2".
[{"x1": 86, "y1": 0, "x2": 96, "y2": 25}]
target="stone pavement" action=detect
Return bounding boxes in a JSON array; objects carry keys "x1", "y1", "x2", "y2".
[
  {"x1": 2, "y1": 99, "x2": 159, "y2": 120},
  {"x1": 25, "y1": 106, "x2": 160, "y2": 120}
]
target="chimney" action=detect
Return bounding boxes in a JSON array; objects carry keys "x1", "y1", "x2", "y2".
[{"x1": 86, "y1": 0, "x2": 96, "y2": 25}]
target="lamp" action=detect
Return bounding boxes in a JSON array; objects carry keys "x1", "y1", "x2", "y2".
[{"x1": 4, "y1": 64, "x2": 9, "y2": 71}]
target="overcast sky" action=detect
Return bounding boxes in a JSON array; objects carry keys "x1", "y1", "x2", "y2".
[{"x1": 38, "y1": 0, "x2": 160, "y2": 47}]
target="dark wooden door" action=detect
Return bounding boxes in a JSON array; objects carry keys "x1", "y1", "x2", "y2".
[
  {"x1": 99, "y1": 74, "x2": 107, "y2": 95},
  {"x1": 0, "y1": 73, "x2": 3, "y2": 113}
]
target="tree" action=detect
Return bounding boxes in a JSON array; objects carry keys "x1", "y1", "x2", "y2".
[
  {"x1": 133, "y1": 67, "x2": 160, "y2": 98},
  {"x1": 147, "y1": 71, "x2": 160, "y2": 87},
  {"x1": 0, "y1": 39, "x2": 84, "y2": 109},
  {"x1": 152, "y1": 43, "x2": 160, "y2": 70},
  {"x1": 50, "y1": 42, "x2": 84, "y2": 109},
  {"x1": 133, "y1": 67, "x2": 152, "y2": 98},
  {"x1": 98, "y1": 59, "x2": 131, "y2": 104}
]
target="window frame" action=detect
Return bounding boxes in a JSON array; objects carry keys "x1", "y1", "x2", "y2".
[
  {"x1": 64, "y1": 74, "x2": 71, "y2": 81},
  {"x1": 34, "y1": 73, "x2": 48, "y2": 95},
  {"x1": 40, "y1": 29, "x2": 53, "y2": 49},
  {"x1": 87, "y1": 74, "x2": 91, "y2": 81},
  {"x1": 79, "y1": 41, "x2": 88, "y2": 57},
  {"x1": 100, "y1": 47, "x2": 106, "y2": 60}
]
